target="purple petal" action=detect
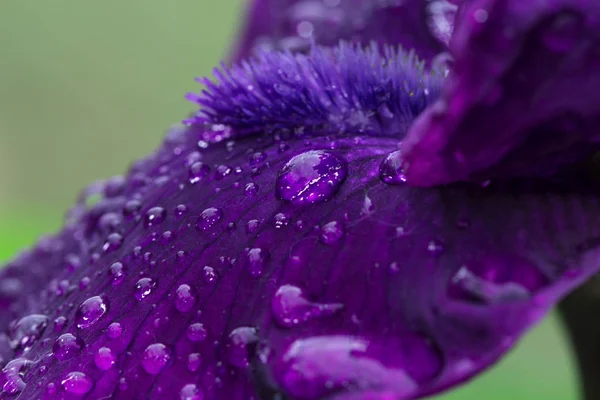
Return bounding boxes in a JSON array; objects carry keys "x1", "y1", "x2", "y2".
[
  {"x1": 1, "y1": 47, "x2": 599, "y2": 399},
  {"x1": 230, "y1": 0, "x2": 451, "y2": 63},
  {"x1": 402, "y1": 0, "x2": 600, "y2": 186}
]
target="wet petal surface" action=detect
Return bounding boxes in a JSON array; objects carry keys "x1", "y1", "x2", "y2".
[
  {"x1": 231, "y1": 0, "x2": 450, "y2": 63},
  {"x1": 403, "y1": 0, "x2": 600, "y2": 186},
  {"x1": 0, "y1": 123, "x2": 600, "y2": 399}
]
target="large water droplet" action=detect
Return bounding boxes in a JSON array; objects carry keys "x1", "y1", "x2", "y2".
[
  {"x1": 379, "y1": 150, "x2": 407, "y2": 184},
  {"x1": 196, "y1": 207, "x2": 224, "y2": 231},
  {"x1": 180, "y1": 383, "x2": 204, "y2": 400},
  {"x1": 61, "y1": 371, "x2": 93, "y2": 395},
  {"x1": 276, "y1": 150, "x2": 347, "y2": 205},
  {"x1": 76, "y1": 296, "x2": 108, "y2": 329},
  {"x1": 2, "y1": 358, "x2": 32, "y2": 395},
  {"x1": 448, "y1": 255, "x2": 548, "y2": 304},
  {"x1": 10, "y1": 314, "x2": 48, "y2": 351},
  {"x1": 245, "y1": 248, "x2": 269, "y2": 277},
  {"x1": 175, "y1": 284, "x2": 196, "y2": 313},
  {"x1": 142, "y1": 343, "x2": 171, "y2": 374},
  {"x1": 225, "y1": 326, "x2": 259, "y2": 368},
  {"x1": 271, "y1": 285, "x2": 343, "y2": 328},
  {"x1": 53, "y1": 333, "x2": 83, "y2": 361},
  {"x1": 135, "y1": 277, "x2": 157, "y2": 301},
  {"x1": 94, "y1": 347, "x2": 116, "y2": 370}
]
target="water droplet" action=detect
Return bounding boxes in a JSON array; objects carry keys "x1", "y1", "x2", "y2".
[
  {"x1": 94, "y1": 347, "x2": 116, "y2": 370},
  {"x1": 271, "y1": 285, "x2": 343, "y2": 328},
  {"x1": 196, "y1": 207, "x2": 223, "y2": 231},
  {"x1": 187, "y1": 353, "x2": 202, "y2": 372},
  {"x1": 203, "y1": 266, "x2": 218, "y2": 284},
  {"x1": 79, "y1": 276, "x2": 91, "y2": 290},
  {"x1": 226, "y1": 326, "x2": 259, "y2": 368},
  {"x1": 107, "y1": 322, "x2": 123, "y2": 338},
  {"x1": 76, "y1": 296, "x2": 108, "y2": 329},
  {"x1": 175, "y1": 284, "x2": 196, "y2": 313},
  {"x1": 2, "y1": 358, "x2": 32, "y2": 395},
  {"x1": 142, "y1": 343, "x2": 171, "y2": 374},
  {"x1": 123, "y1": 199, "x2": 142, "y2": 219},
  {"x1": 109, "y1": 262, "x2": 126, "y2": 285},
  {"x1": 214, "y1": 165, "x2": 233, "y2": 179},
  {"x1": 379, "y1": 150, "x2": 407, "y2": 184},
  {"x1": 175, "y1": 204, "x2": 188, "y2": 217},
  {"x1": 135, "y1": 277, "x2": 157, "y2": 301},
  {"x1": 53, "y1": 333, "x2": 83, "y2": 361},
  {"x1": 320, "y1": 221, "x2": 344, "y2": 244},
  {"x1": 276, "y1": 150, "x2": 347, "y2": 205},
  {"x1": 245, "y1": 248, "x2": 269, "y2": 277},
  {"x1": 189, "y1": 162, "x2": 210, "y2": 184},
  {"x1": 53, "y1": 316, "x2": 67, "y2": 332},
  {"x1": 246, "y1": 219, "x2": 260, "y2": 233},
  {"x1": 427, "y1": 239, "x2": 445, "y2": 255},
  {"x1": 10, "y1": 314, "x2": 48, "y2": 350},
  {"x1": 61, "y1": 371, "x2": 93, "y2": 395},
  {"x1": 145, "y1": 207, "x2": 166, "y2": 228},
  {"x1": 180, "y1": 383, "x2": 204, "y2": 400},
  {"x1": 244, "y1": 182, "x2": 259, "y2": 196},
  {"x1": 448, "y1": 256, "x2": 548, "y2": 303},
  {"x1": 273, "y1": 213, "x2": 289, "y2": 228},
  {"x1": 186, "y1": 323, "x2": 208, "y2": 342},
  {"x1": 103, "y1": 232, "x2": 123, "y2": 252},
  {"x1": 46, "y1": 382, "x2": 56, "y2": 395}
]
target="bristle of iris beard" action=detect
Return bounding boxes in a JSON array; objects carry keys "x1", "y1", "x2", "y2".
[{"x1": 186, "y1": 42, "x2": 444, "y2": 139}]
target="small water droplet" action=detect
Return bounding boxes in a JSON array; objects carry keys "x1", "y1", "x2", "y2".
[
  {"x1": 271, "y1": 285, "x2": 343, "y2": 328},
  {"x1": 180, "y1": 383, "x2": 204, "y2": 400},
  {"x1": 226, "y1": 326, "x2": 259, "y2": 368},
  {"x1": 189, "y1": 162, "x2": 210, "y2": 184},
  {"x1": 109, "y1": 262, "x2": 126, "y2": 285},
  {"x1": 145, "y1": 207, "x2": 166, "y2": 228},
  {"x1": 187, "y1": 353, "x2": 202, "y2": 372},
  {"x1": 107, "y1": 322, "x2": 123, "y2": 338},
  {"x1": 245, "y1": 248, "x2": 269, "y2": 277},
  {"x1": 427, "y1": 239, "x2": 445, "y2": 255},
  {"x1": 123, "y1": 199, "x2": 142, "y2": 219},
  {"x1": 276, "y1": 150, "x2": 347, "y2": 205},
  {"x1": 135, "y1": 277, "x2": 157, "y2": 301},
  {"x1": 186, "y1": 323, "x2": 208, "y2": 342},
  {"x1": 246, "y1": 219, "x2": 260, "y2": 233},
  {"x1": 53, "y1": 316, "x2": 67, "y2": 332},
  {"x1": 273, "y1": 213, "x2": 289, "y2": 228},
  {"x1": 103, "y1": 232, "x2": 123, "y2": 252},
  {"x1": 76, "y1": 296, "x2": 108, "y2": 329},
  {"x1": 244, "y1": 182, "x2": 259, "y2": 197},
  {"x1": 320, "y1": 221, "x2": 344, "y2": 244},
  {"x1": 61, "y1": 371, "x2": 93, "y2": 395},
  {"x1": 175, "y1": 204, "x2": 188, "y2": 217},
  {"x1": 53, "y1": 333, "x2": 83, "y2": 361},
  {"x1": 94, "y1": 347, "x2": 116, "y2": 370},
  {"x1": 196, "y1": 207, "x2": 223, "y2": 231},
  {"x1": 379, "y1": 150, "x2": 407, "y2": 184},
  {"x1": 142, "y1": 343, "x2": 171, "y2": 374},
  {"x1": 175, "y1": 284, "x2": 196, "y2": 313},
  {"x1": 203, "y1": 266, "x2": 218, "y2": 284}
]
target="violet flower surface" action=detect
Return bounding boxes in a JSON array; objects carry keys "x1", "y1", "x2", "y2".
[{"x1": 1, "y1": 0, "x2": 599, "y2": 399}]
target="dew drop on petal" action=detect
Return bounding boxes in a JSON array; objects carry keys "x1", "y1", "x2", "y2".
[
  {"x1": 225, "y1": 326, "x2": 259, "y2": 368},
  {"x1": 202, "y1": 266, "x2": 218, "y2": 284},
  {"x1": 144, "y1": 207, "x2": 166, "y2": 228},
  {"x1": 94, "y1": 347, "x2": 116, "y2": 370},
  {"x1": 320, "y1": 221, "x2": 344, "y2": 244},
  {"x1": 10, "y1": 314, "x2": 48, "y2": 351},
  {"x1": 196, "y1": 207, "x2": 224, "y2": 231},
  {"x1": 245, "y1": 248, "x2": 269, "y2": 277},
  {"x1": 186, "y1": 323, "x2": 208, "y2": 342},
  {"x1": 379, "y1": 149, "x2": 407, "y2": 184},
  {"x1": 75, "y1": 296, "x2": 108, "y2": 329},
  {"x1": 187, "y1": 353, "x2": 202, "y2": 372},
  {"x1": 142, "y1": 343, "x2": 171, "y2": 374},
  {"x1": 276, "y1": 150, "x2": 347, "y2": 205},
  {"x1": 109, "y1": 262, "x2": 126, "y2": 285},
  {"x1": 271, "y1": 285, "x2": 343, "y2": 328},
  {"x1": 107, "y1": 322, "x2": 123, "y2": 338},
  {"x1": 175, "y1": 284, "x2": 196, "y2": 313},
  {"x1": 53, "y1": 334, "x2": 83, "y2": 361},
  {"x1": 180, "y1": 383, "x2": 204, "y2": 400},
  {"x1": 244, "y1": 182, "x2": 258, "y2": 196},
  {"x1": 61, "y1": 371, "x2": 93, "y2": 395},
  {"x1": 135, "y1": 277, "x2": 157, "y2": 301},
  {"x1": 189, "y1": 162, "x2": 211, "y2": 184}
]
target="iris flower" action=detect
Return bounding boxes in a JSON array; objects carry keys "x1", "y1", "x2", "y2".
[{"x1": 2, "y1": 0, "x2": 600, "y2": 398}]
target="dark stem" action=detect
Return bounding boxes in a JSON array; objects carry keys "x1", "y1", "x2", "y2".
[{"x1": 559, "y1": 280, "x2": 600, "y2": 400}]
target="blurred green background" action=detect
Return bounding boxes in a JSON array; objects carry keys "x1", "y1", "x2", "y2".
[{"x1": 0, "y1": 1, "x2": 579, "y2": 399}]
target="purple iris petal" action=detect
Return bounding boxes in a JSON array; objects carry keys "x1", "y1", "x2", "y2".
[
  {"x1": 402, "y1": 0, "x2": 600, "y2": 186},
  {"x1": 0, "y1": 45, "x2": 599, "y2": 399},
  {"x1": 230, "y1": 0, "x2": 451, "y2": 63}
]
